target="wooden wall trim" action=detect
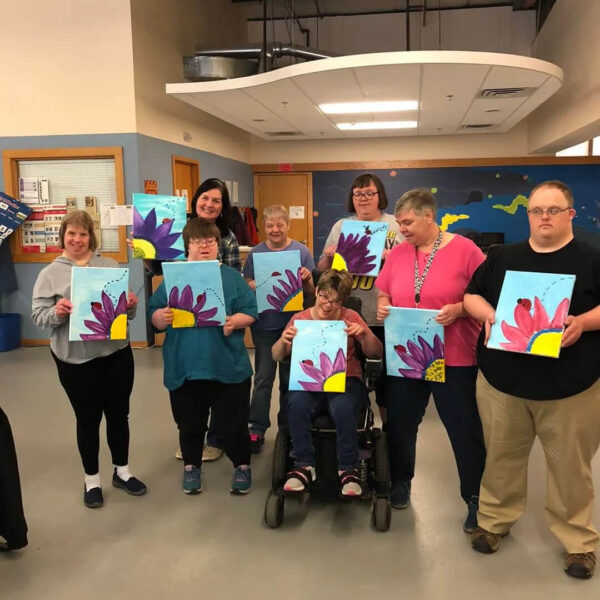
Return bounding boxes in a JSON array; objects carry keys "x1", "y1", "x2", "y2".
[
  {"x1": 252, "y1": 156, "x2": 600, "y2": 173},
  {"x1": 5, "y1": 146, "x2": 128, "y2": 263},
  {"x1": 20, "y1": 339, "x2": 50, "y2": 346}
]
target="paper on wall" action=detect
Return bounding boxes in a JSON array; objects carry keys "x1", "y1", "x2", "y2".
[{"x1": 108, "y1": 205, "x2": 133, "y2": 226}]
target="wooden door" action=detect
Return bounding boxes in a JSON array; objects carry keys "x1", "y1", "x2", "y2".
[
  {"x1": 253, "y1": 173, "x2": 313, "y2": 252},
  {"x1": 172, "y1": 155, "x2": 199, "y2": 212}
]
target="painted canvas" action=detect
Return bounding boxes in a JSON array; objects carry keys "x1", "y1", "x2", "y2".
[
  {"x1": 385, "y1": 307, "x2": 445, "y2": 382},
  {"x1": 69, "y1": 267, "x2": 129, "y2": 341},
  {"x1": 162, "y1": 260, "x2": 226, "y2": 328},
  {"x1": 487, "y1": 270, "x2": 575, "y2": 358},
  {"x1": 132, "y1": 193, "x2": 186, "y2": 260},
  {"x1": 254, "y1": 250, "x2": 303, "y2": 313},
  {"x1": 331, "y1": 219, "x2": 389, "y2": 276},
  {"x1": 289, "y1": 320, "x2": 348, "y2": 392}
]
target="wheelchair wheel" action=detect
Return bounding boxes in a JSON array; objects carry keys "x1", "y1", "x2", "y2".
[
  {"x1": 272, "y1": 429, "x2": 290, "y2": 490},
  {"x1": 264, "y1": 491, "x2": 284, "y2": 528},
  {"x1": 373, "y1": 429, "x2": 390, "y2": 495},
  {"x1": 372, "y1": 497, "x2": 391, "y2": 532}
]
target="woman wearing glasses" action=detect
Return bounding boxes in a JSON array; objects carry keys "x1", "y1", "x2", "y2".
[
  {"x1": 137, "y1": 179, "x2": 242, "y2": 462},
  {"x1": 375, "y1": 188, "x2": 486, "y2": 533},
  {"x1": 317, "y1": 174, "x2": 401, "y2": 412},
  {"x1": 272, "y1": 269, "x2": 382, "y2": 496}
]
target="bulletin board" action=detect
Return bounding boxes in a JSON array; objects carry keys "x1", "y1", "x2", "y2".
[
  {"x1": 253, "y1": 158, "x2": 600, "y2": 259},
  {"x1": 3, "y1": 147, "x2": 127, "y2": 263}
]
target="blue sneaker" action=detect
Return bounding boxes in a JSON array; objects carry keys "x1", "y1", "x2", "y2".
[
  {"x1": 391, "y1": 481, "x2": 411, "y2": 509},
  {"x1": 183, "y1": 465, "x2": 202, "y2": 494},
  {"x1": 230, "y1": 465, "x2": 251, "y2": 495}
]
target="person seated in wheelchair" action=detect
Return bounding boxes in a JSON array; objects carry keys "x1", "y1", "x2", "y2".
[{"x1": 271, "y1": 269, "x2": 383, "y2": 497}]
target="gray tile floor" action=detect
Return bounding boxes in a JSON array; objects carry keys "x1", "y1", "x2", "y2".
[{"x1": 1, "y1": 347, "x2": 599, "y2": 599}]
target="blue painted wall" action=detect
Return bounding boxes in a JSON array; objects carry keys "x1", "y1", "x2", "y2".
[
  {"x1": 312, "y1": 163, "x2": 600, "y2": 261},
  {"x1": 0, "y1": 133, "x2": 253, "y2": 343}
]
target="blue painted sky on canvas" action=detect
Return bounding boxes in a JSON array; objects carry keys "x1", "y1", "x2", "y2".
[
  {"x1": 162, "y1": 260, "x2": 226, "y2": 326},
  {"x1": 254, "y1": 250, "x2": 301, "y2": 313},
  {"x1": 69, "y1": 267, "x2": 128, "y2": 340},
  {"x1": 289, "y1": 320, "x2": 347, "y2": 391}
]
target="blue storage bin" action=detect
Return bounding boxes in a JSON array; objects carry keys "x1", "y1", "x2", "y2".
[{"x1": 0, "y1": 313, "x2": 21, "y2": 351}]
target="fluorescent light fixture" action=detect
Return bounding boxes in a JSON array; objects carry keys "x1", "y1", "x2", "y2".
[
  {"x1": 320, "y1": 101, "x2": 418, "y2": 114},
  {"x1": 337, "y1": 121, "x2": 418, "y2": 131}
]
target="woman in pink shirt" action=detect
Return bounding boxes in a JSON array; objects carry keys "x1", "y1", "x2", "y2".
[{"x1": 375, "y1": 188, "x2": 486, "y2": 533}]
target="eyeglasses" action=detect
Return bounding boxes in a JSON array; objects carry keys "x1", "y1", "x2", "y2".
[
  {"x1": 352, "y1": 190, "x2": 379, "y2": 200},
  {"x1": 527, "y1": 207, "x2": 572, "y2": 217},
  {"x1": 189, "y1": 239, "x2": 217, "y2": 247},
  {"x1": 317, "y1": 293, "x2": 342, "y2": 306}
]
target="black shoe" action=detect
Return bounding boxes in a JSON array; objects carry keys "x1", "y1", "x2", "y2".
[
  {"x1": 565, "y1": 552, "x2": 596, "y2": 579},
  {"x1": 112, "y1": 470, "x2": 147, "y2": 496},
  {"x1": 390, "y1": 481, "x2": 411, "y2": 509},
  {"x1": 83, "y1": 485, "x2": 104, "y2": 508},
  {"x1": 464, "y1": 495, "x2": 479, "y2": 533},
  {"x1": 250, "y1": 432, "x2": 265, "y2": 454}
]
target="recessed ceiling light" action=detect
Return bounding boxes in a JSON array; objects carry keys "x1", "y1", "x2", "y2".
[
  {"x1": 320, "y1": 101, "x2": 418, "y2": 114},
  {"x1": 337, "y1": 121, "x2": 418, "y2": 131}
]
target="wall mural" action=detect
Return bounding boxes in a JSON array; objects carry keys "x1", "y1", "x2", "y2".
[{"x1": 312, "y1": 164, "x2": 600, "y2": 261}]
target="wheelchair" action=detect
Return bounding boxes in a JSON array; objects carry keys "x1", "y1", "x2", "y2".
[{"x1": 263, "y1": 293, "x2": 392, "y2": 532}]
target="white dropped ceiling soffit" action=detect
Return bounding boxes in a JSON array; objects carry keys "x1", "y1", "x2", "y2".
[{"x1": 166, "y1": 51, "x2": 563, "y2": 141}]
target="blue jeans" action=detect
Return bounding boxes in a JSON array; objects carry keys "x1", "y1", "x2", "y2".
[
  {"x1": 248, "y1": 326, "x2": 290, "y2": 435},
  {"x1": 384, "y1": 366, "x2": 485, "y2": 503},
  {"x1": 287, "y1": 377, "x2": 368, "y2": 472}
]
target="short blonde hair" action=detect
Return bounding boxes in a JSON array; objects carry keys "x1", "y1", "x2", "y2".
[
  {"x1": 394, "y1": 188, "x2": 437, "y2": 219},
  {"x1": 59, "y1": 211, "x2": 98, "y2": 251},
  {"x1": 263, "y1": 205, "x2": 290, "y2": 223}
]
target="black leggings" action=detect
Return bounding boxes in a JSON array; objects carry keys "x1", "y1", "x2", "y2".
[
  {"x1": 52, "y1": 345, "x2": 134, "y2": 475},
  {"x1": 169, "y1": 378, "x2": 251, "y2": 468}
]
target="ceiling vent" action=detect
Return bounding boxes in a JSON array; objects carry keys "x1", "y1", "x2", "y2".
[
  {"x1": 479, "y1": 87, "x2": 535, "y2": 99},
  {"x1": 462, "y1": 124, "x2": 494, "y2": 129},
  {"x1": 265, "y1": 131, "x2": 304, "y2": 137}
]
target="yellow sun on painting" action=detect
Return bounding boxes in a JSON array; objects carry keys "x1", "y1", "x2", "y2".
[
  {"x1": 322, "y1": 371, "x2": 346, "y2": 392},
  {"x1": 331, "y1": 252, "x2": 347, "y2": 271},
  {"x1": 171, "y1": 308, "x2": 196, "y2": 328},
  {"x1": 132, "y1": 238, "x2": 157, "y2": 259},
  {"x1": 528, "y1": 330, "x2": 562, "y2": 357},
  {"x1": 282, "y1": 290, "x2": 304, "y2": 312},
  {"x1": 109, "y1": 313, "x2": 128, "y2": 340}
]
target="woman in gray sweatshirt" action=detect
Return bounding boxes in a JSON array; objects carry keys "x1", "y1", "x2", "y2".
[{"x1": 32, "y1": 211, "x2": 146, "y2": 509}]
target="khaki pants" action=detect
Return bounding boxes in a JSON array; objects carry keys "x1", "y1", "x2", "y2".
[{"x1": 476, "y1": 372, "x2": 600, "y2": 553}]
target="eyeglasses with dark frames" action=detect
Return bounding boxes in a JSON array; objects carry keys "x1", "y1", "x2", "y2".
[
  {"x1": 352, "y1": 190, "x2": 379, "y2": 200},
  {"x1": 527, "y1": 207, "x2": 572, "y2": 217}
]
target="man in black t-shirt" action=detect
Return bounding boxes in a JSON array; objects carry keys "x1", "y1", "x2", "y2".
[{"x1": 464, "y1": 181, "x2": 600, "y2": 580}]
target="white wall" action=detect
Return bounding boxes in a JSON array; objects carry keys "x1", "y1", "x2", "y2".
[
  {"x1": 247, "y1": 7, "x2": 535, "y2": 57},
  {"x1": 0, "y1": 0, "x2": 136, "y2": 136},
  {"x1": 527, "y1": 0, "x2": 600, "y2": 153},
  {"x1": 130, "y1": 0, "x2": 252, "y2": 163},
  {"x1": 250, "y1": 122, "x2": 532, "y2": 164}
]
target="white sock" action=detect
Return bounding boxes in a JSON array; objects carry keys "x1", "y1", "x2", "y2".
[
  {"x1": 115, "y1": 465, "x2": 133, "y2": 482},
  {"x1": 85, "y1": 473, "x2": 101, "y2": 492}
]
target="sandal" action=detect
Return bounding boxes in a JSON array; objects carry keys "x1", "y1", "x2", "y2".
[
  {"x1": 283, "y1": 466, "x2": 315, "y2": 492},
  {"x1": 339, "y1": 469, "x2": 362, "y2": 497}
]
